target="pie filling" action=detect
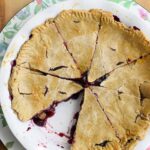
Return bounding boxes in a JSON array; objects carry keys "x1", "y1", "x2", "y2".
[
  {"x1": 113, "y1": 15, "x2": 120, "y2": 22},
  {"x1": 113, "y1": 15, "x2": 140, "y2": 32},
  {"x1": 90, "y1": 73, "x2": 109, "y2": 86},
  {"x1": 48, "y1": 65, "x2": 68, "y2": 71},
  {"x1": 32, "y1": 102, "x2": 57, "y2": 127},
  {"x1": 32, "y1": 90, "x2": 83, "y2": 127},
  {"x1": 9, "y1": 10, "x2": 150, "y2": 149},
  {"x1": 95, "y1": 140, "x2": 110, "y2": 147}
]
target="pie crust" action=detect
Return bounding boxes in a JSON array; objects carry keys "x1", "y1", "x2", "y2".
[
  {"x1": 9, "y1": 9, "x2": 150, "y2": 149},
  {"x1": 16, "y1": 20, "x2": 81, "y2": 79},
  {"x1": 71, "y1": 88, "x2": 121, "y2": 150},
  {"x1": 101, "y1": 55, "x2": 150, "y2": 96},
  {"x1": 9, "y1": 66, "x2": 82, "y2": 121},
  {"x1": 88, "y1": 12, "x2": 150, "y2": 82},
  {"x1": 91, "y1": 86, "x2": 149, "y2": 150},
  {"x1": 54, "y1": 10, "x2": 102, "y2": 74}
]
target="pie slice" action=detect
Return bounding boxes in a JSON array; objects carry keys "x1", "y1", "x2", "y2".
[
  {"x1": 54, "y1": 10, "x2": 101, "y2": 74},
  {"x1": 101, "y1": 55, "x2": 150, "y2": 120},
  {"x1": 101, "y1": 55, "x2": 150, "y2": 99},
  {"x1": 71, "y1": 88, "x2": 121, "y2": 150},
  {"x1": 9, "y1": 66, "x2": 83, "y2": 121},
  {"x1": 88, "y1": 13, "x2": 150, "y2": 82},
  {"x1": 91, "y1": 86, "x2": 150, "y2": 150},
  {"x1": 16, "y1": 20, "x2": 81, "y2": 79}
]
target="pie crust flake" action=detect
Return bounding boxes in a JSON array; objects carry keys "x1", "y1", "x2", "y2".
[{"x1": 9, "y1": 9, "x2": 150, "y2": 149}]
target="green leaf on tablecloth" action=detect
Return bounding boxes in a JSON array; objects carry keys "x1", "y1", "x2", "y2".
[
  {"x1": 6, "y1": 20, "x2": 12, "y2": 27},
  {"x1": 16, "y1": 7, "x2": 30, "y2": 20},
  {"x1": 42, "y1": 4, "x2": 48, "y2": 9},
  {"x1": 6, "y1": 141, "x2": 14, "y2": 149},
  {"x1": 108, "y1": 0, "x2": 122, "y2": 3},
  {"x1": 0, "y1": 42, "x2": 8, "y2": 51},
  {"x1": 0, "y1": 56, "x2": 4, "y2": 64},
  {"x1": 0, "y1": 107, "x2": 7, "y2": 127},
  {"x1": 45, "y1": 0, "x2": 51, "y2": 3},
  {"x1": 34, "y1": 5, "x2": 42, "y2": 14},
  {"x1": 58, "y1": 0, "x2": 67, "y2": 1},
  {"x1": 0, "y1": 107, "x2": 3, "y2": 114},
  {"x1": 13, "y1": 23, "x2": 21, "y2": 31},
  {"x1": 123, "y1": 1, "x2": 134, "y2": 8},
  {"x1": 3, "y1": 31, "x2": 16, "y2": 39},
  {"x1": 51, "y1": 0, "x2": 56, "y2": 4},
  {"x1": 108, "y1": 0, "x2": 135, "y2": 7},
  {"x1": 2, "y1": 117, "x2": 7, "y2": 127}
]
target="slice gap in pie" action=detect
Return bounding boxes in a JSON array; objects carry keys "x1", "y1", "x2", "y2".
[
  {"x1": 9, "y1": 66, "x2": 83, "y2": 121},
  {"x1": 16, "y1": 19, "x2": 81, "y2": 79},
  {"x1": 71, "y1": 88, "x2": 121, "y2": 150},
  {"x1": 91, "y1": 86, "x2": 150, "y2": 150},
  {"x1": 88, "y1": 12, "x2": 150, "y2": 82},
  {"x1": 54, "y1": 10, "x2": 102, "y2": 74},
  {"x1": 33, "y1": 89, "x2": 84, "y2": 127}
]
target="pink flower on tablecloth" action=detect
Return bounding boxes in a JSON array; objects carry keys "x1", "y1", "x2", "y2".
[
  {"x1": 36, "y1": 0, "x2": 42, "y2": 5},
  {"x1": 138, "y1": 8, "x2": 148, "y2": 20},
  {"x1": 146, "y1": 145, "x2": 150, "y2": 150}
]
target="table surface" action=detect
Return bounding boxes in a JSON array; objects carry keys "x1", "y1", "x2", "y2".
[
  {"x1": 136, "y1": 0, "x2": 150, "y2": 11},
  {"x1": 0, "y1": 0, "x2": 32, "y2": 30},
  {"x1": 0, "y1": 0, "x2": 149, "y2": 149}
]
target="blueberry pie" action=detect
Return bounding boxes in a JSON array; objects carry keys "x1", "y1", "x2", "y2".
[{"x1": 9, "y1": 9, "x2": 150, "y2": 150}]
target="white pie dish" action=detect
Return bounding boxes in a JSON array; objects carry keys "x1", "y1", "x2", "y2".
[{"x1": 0, "y1": 0, "x2": 150, "y2": 149}]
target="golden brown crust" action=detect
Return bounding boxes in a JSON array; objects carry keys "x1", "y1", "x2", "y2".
[
  {"x1": 101, "y1": 14, "x2": 150, "y2": 48},
  {"x1": 9, "y1": 9, "x2": 150, "y2": 149},
  {"x1": 54, "y1": 10, "x2": 101, "y2": 74},
  {"x1": 71, "y1": 88, "x2": 121, "y2": 150},
  {"x1": 101, "y1": 55, "x2": 150, "y2": 123},
  {"x1": 91, "y1": 86, "x2": 150, "y2": 149},
  {"x1": 55, "y1": 9, "x2": 101, "y2": 23},
  {"x1": 9, "y1": 66, "x2": 82, "y2": 121},
  {"x1": 88, "y1": 10, "x2": 150, "y2": 82},
  {"x1": 16, "y1": 19, "x2": 81, "y2": 79}
]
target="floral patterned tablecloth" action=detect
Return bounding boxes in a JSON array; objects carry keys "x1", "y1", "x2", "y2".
[{"x1": 0, "y1": 0, "x2": 150, "y2": 149}]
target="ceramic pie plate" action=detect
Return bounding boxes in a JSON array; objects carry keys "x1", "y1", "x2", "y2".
[{"x1": 1, "y1": 0, "x2": 150, "y2": 149}]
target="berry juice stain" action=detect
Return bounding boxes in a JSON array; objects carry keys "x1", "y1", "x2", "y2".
[
  {"x1": 113, "y1": 15, "x2": 120, "y2": 22},
  {"x1": 32, "y1": 102, "x2": 58, "y2": 127}
]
